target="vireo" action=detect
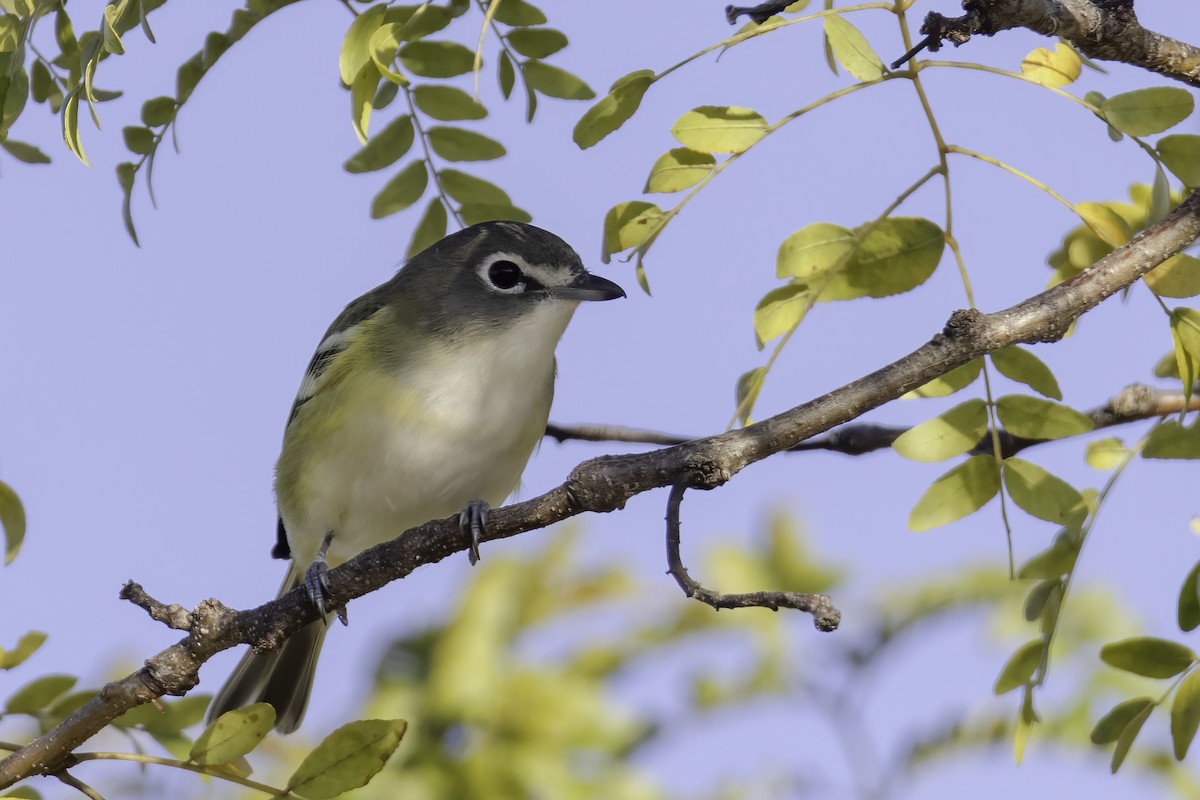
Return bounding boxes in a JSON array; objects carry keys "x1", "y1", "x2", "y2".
[{"x1": 207, "y1": 221, "x2": 624, "y2": 732}]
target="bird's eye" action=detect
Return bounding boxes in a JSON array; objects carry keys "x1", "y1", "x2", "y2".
[{"x1": 488, "y1": 260, "x2": 523, "y2": 290}]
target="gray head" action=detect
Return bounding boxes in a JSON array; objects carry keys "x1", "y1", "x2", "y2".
[{"x1": 389, "y1": 221, "x2": 625, "y2": 340}]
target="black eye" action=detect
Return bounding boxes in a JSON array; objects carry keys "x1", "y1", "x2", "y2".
[{"x1": 488, "y1": 260, "x2": 522, "y2": 290}]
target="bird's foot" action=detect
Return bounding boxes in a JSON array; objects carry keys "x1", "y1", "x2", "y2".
[
  {"x1": 459, "y1": 500, "x2": 489, "y2": 566},
  {"x1": 304, "y1": 531, "x2": 348, "y2": 626}
]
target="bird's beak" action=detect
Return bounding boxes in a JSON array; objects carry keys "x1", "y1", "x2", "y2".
[{"x1": 554, "y1": 272, "x2": 627, "y2": 302}]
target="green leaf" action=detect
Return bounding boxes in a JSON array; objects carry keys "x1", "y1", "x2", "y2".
[
  {"x1": 0, "y1": 137, "x2": 48, "y2": 165},
  {"x1": 5, "y1": 675, "x2": 77, "y2": 714},
  {"x1": 344, "y1": 114, "x2": 414, "y2": 173},
  {"x1": 1003, "y1": 457, "x2": 1087, "y2": 527},
  {"x1": 1023, "y1": 579, "x2": 1061, "y2": 621},
  {"x1": 498, "y1": 50, "x2": 515, "y2": 99},
  {"x1": 1142, "y1": 419, "x2": 1200, "y2": 459},
  {"x1": 101, "y1": 4, "x2": 124, "y2": 54},
  {"x1": 573, "y1": 68, "x2": 654, "y2": 149},
  {"x1": 2, "y1": 786, "x2": 42, "y2": 799},
  {"x1": 30, "y1": 62, "x2": 51, "y2": 105},
  {"x1": 995, "y1": 395, "x2": 1093, "y2": 440},
  {"x1": 822, "y1": 15, "x2": 883, "y2": 82},
  {"x1": 1159, "y1": 134, "x2": 1200, "y2": 186},
  {"x1": 506, "y1": 27, "x2": 567, "y2": 58},
  {"x1": 1019, "y1": 42, "x2": 1081, "y2": 87},
  {"x1": 990, "y1": 347, "x2": 1061, "y2": 400},
  {"x1": 140, "y1": 95, "x2": 176, "y2": 127},
  {"x1": 175, "y1": 52, "x2": 204, "y2": 104},
  {"x1": 1101, "y1": 637, "x2": 1196, "y2": 679},
  {"x1": 191, "y1": 703, "x2": 275, "y2": 765},
  {"x1": 993, "y1": 639, "x2": 1044, "y2": 694},
  {"x1": 1101, "y1": 87, "x2": 1194, "y2": 137},
  {"x1": 490, "y1": 0, "x2": 545, "y2": 26},
  {"x1": 0, "y1": 631, "x2": 46, "y2": 669},
  {"x1": 734, "y1": 367, "x2": 767, "y2": 426},
  {"x1": 671, "y1": 105, "x2": 766, "y2": 154},
  {"x1": 407, "y1": 198, "x2": 447, "y2": 258},
  {"x1": 1150, "y1": 163, "x2": 1172, "y2": 226},
  {"x1": 1092, "y1": 696, "x2": 1154, "y2": 744},
  {"x1": 440, "y1": 169, "x2": 510, "y2": 206},
  {"x1": 644, "y1": 147, "x2": 715, "y2": 194},
  {"x1": 286, "y1": 719, "x2": 407, "y2": 799},
  {"x1": 459, "y1": 203, "x2": 531, "y2": 225},
  {"x1": 523, "y1": 60, "x2": 594, "y2": 100},
  {"x1": 412, "y1": 85, "x2": 486, "y2": 121},
  {"x1": 398, "y1": 40, "x2": 474, "y2": 78},
  {"x1": 1170, "y1": 307, "x2": 1200, "y2": 406},
  {"x1": 1172, "y1": 669, "x2": 1200, "y2": 759},
  {"x1": 601, "y1": 201, "x2": 663, "y2": 262},
  {"x1": 1019, "y1": 536, "x2": 1079, "y2": 579},
  {"x1": 1179, "y1": 560, "x2": 1200, "y2": 633},
  {"x1": 0, "y1": 479, "x2": 25, "y2": 565},
  {"x1": 122, "y1": 125, "x2": 154, "y2": 155},
  {"x1": 117, "y1": 161, "x2": 139, "y2": 246},
  {"x1": 1075, "y1": 201, "x2": 1131, "y2": 247},
  {"x1": 350, "y1": 62, "x2": 379, "y2": 144},
  {"x1": 821, "y1": 217, "x2": 946, "y2": 301},
  {"x1": 1145, "y1": 255, "x2": 1200, "y2": 299},
  {"x1": 426, "y1": 126, "x2": 506, "y2": 162},
  {"x1": 904, "y1": 359, "x2": 982, "y2": 399},
  {"x1": 339, "y1": 3, "x2": 386, "y2": 85},
  {"x1": 370, "y1": 160, "x2": 427, "y2": 218},
  {"x1": 369, "y1": 24, "x2": 409, "y2": 85},
  {"x1": 776, "y1": 223, "x2": 855, "y2": 279},
  {"x1": 383, "y1": 4, "x2": 451, "y2": 40},
  {"x1": 753, "y1": 284, "x2": 808, "y2": 348},
  {"x1": 1085, "y1": 437, "x2": 1128, "y2": 470},
  {"x1": 893, "y1": 399, "x2": 988, "y2": 463},
  {"x1": 907, "y1": 454, "x2": 1000, "y2": 532},
  {"x1": 1111, "y1": 702, "x2": 1153, "y2": 773},
  {"x1": 60, "y1": 87, "x2": 88, "y2": 166}
]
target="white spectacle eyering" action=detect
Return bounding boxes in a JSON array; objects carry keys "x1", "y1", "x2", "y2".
[{"x1": 477, "y1": 252, "x2": 574, "y2": 296}]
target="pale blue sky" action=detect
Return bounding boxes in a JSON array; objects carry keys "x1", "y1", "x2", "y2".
[{"x1": 2, "y1": 1, "x2": 1198, "y2": 797}]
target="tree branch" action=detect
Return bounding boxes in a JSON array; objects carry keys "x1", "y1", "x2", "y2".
[
  {"x1": 547, "y1": 385, "x2": 1200, "y2": 458},
  {"x1": 2, "y1": 189, "x2": 1198, "y2": 790},
  {"x1": 665, "y1": 479, "x2": 841, "y2": 627},
  {"x1": 890, "y1": 0, "x2": 1200, "y2": 87}
]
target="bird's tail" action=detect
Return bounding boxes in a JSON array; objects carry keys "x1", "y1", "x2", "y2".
[{"x1": 205, "y1": 564, "x2": 328, "y2": 734}]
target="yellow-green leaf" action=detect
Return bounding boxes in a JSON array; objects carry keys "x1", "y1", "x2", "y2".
[
  {"x1": 573, "y1": 69, "x2": 654, "y2": 149},
  {"x1": 601, "y1": 201, "x2": 663, "y2": 262},
  {"x1": 1159, "y1": 134, "x2": 1200, "y2": 186},
  {"x1": 0, "y1": 138, "x2": 50, "y2": 164},
  {"x1": 339, "y1": 3, "x2": 386, "y2": 85},
  {"x1": 6, "y1": 675, "x2": 77, "y2": 714},
  {"x1": 821, "y1": 217, "x2": 945, "y2": 301},
  {"x1": 904, "y1": 359, "x2": 982, "y2": 399},
  {"x1": 908, "y1": 454, "x2": 1000, "y2": 532},
  {"x1": 101, "y1": 4, "x2": 124, "y2": 54},
  {"x1": 191, "y1": 703, "x2": 275, "y2": 765},
  {"x1": 1172, "y1": 669, "x2": 1200, "y2": 759},
  {"x1": 1019, "y1": 42, "x2": 1081, "y2": 87},
  {"x1": 343, "y1": 114, "x2": 414, "y2": 173},
  {"x1": 370, "y1": 160, "x2": 427, "y2": 218},
  {"x1": 1075, "y1": 201, "x2": 1130, "y2": 247},
  {"x1": 350, "y1": 62, "x2": 379, "y2": 144},
  {"x1": 991, "y1": 346, "x2": 1061, "y2": 400},
  {"x1": 734, "y1": 367, "x2": 767, "y2": 426},
  {"x1": 1142, "y1": 419, "x2": 1200, "y2": 459},
  {"x1": 1019, "y1": 536, "x2": 1079, "y2": 580},
  {"x1": 426, "y1": 126, "x2": 505, "y2": 162},
  {"x1": 61, "y1": 87, "x2": 88, "y2": 166},
  {"x1": 1003, "y1": 457, "x2": 1087, "y2": 527},
  {"x1": 1086, "y1": 437, "x2": 1128, "y2": 470},
  {"x1": 286, "y1": 719, "x2": 407, "y2": 799},
  {"x1": 140, "y1": 95, "x2": 176, "y2": 127},
  {"x1": 1101, "y1": 87, "x2": 1194, "y2": 137},
  {"x1": 523, "y1": 61, "x2": 594, "y2": 100},
  {"x1": 1092, "y1": 697, "x2": 1154, "y2": 744},
  {"x1": 753, "y1": 284, "x2": 808, "y2": 348},
  {"x1": 995, "y1": 395, "x2": 1093, "y2": 440},
  {"x1": 1145, "y1": 254, "x2": 1200, "y2": 299},
  {"x1": 1179, "y1": 560, "x2": 1200, "y2": 633},
  {"x1": 994, "y1": 639, "x2": 1044, "y2": 694},
  {"x1": 893, "y1": 399, "x2": 988, "y2": 463},
  {"x1": 1111, "y1": 702, "x2": 1153, "y2": 773},
  {"x1": 407, "y1": 197, "x2": 447, "y2": 258},
  {"x1": 490, "y1": 0, "x2": 545, "y2": 26},
  {"x1": 369, "y1": 23, "x2": 409, "y2": 85},
  {"x1": 823, "y1": 15, "x2": 883, "y2": 82},
  {"x1": 644, "y1": 148, "x2": 715, "y2": 194},
  {"x1": 1101, "y1": 637, "x2": 1196, "y2": 678},
  {"x1": 507, "y1": 27, "x2": 567, "y2": 58},
  {"x1": 775, "y1": 222, "x2": 855, "y2": 280},
  {"x1": 0, "y1": 479, "x2": 26, "y2": 565},
  {"x1": 0, "y1": 631, "x2": 46, "y2": 669},
  {"x1": 412, "y1": 85, "x2": 486, "y2": 121},
  {"x1": 1171, "y1": 307, "x2": 1200, "y2": 406},
  {"x1": 398, "y1": 40, "x2": 474, "y2": 78},
  {"x1": 440, "y1": 169, "x2": 510, "y2": 206},
  {"x1": 671, "y1": 105, "x2": 767, "y2": 155}
]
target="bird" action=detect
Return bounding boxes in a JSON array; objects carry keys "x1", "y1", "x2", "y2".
[{"x1": 206, "y1": 221, "x2": 625, "y2": 732}]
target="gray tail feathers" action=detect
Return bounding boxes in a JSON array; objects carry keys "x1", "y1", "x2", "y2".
[{"x1": 205, "y1": 565, "x2": 329, "y2": 734}]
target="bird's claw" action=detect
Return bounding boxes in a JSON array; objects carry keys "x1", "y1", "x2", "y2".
[
  {"x1": 459, "y1": 500, "x2": 489, "y2": 566},
  {"x1": 304, "y1": 531, "x2": 348, "y2": 626}
]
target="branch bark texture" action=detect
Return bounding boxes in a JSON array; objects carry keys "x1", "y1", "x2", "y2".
[{"x1": 3, "y1": 189, "x2": 1199, "y2": 789}]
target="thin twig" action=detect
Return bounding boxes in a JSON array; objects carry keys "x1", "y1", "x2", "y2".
[
  {"x1": 56, "y1": 771, "x2": 106, "y2": 800},
  {"x1": 665, "y1": 479, "x2": 841, "y2": 630},
  {"x1": 118, "y1": 583, "x2": 192, "y2": 631}
]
